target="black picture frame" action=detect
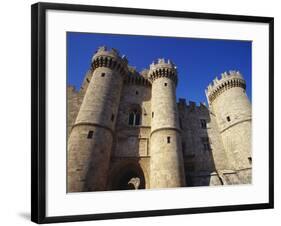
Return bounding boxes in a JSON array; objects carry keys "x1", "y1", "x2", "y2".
[{"x1": 31, "y1": 2, "x2": 274, "y2": 224}]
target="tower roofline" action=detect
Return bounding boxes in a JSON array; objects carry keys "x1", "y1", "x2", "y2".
[
  {"x1": 205, "y1": 70, "x2": 246, "y2": 103},
  {"x1": 148, "y1": 58, "x2": 178, "y2": 85},
  {"x1": 92, "y1": 46, "x2": 128, "y2": 64},
  {"x1": 149, "y1": 58, "x2": 177, "y2": 71},
  {"x1": 91, "y1": 46, "x2": 129, "y2": 76}
]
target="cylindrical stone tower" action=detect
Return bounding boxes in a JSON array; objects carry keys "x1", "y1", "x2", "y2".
[
  {"x1": 67, "y1": 46, "x2": 128, "y2": 192},
  {"x1": 148, "y1": 59, "x2": 186, "y2": 188},
  {"x1": 206, "y1": 71, "x2": 252, "y2": 183}
]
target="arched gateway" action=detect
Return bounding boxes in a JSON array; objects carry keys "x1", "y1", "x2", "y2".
[{"x1": 109, "y1": 163, "x2": 146, "y2": 190}]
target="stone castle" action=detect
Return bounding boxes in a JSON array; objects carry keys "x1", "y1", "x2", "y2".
[{"x1": 67, "y1": 46, "x2": 252, "y2": 192}]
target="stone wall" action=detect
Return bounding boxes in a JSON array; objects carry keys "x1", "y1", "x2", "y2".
[
  {"x1": 68, "y1": 47, "x2": 127, "y2": 192},
  {"x1": 67, "y1": 86, "x2": 83, "y2": 137},
  {"x1": 115, "y1": 83, "x2": 151, "y2": 129},
  {"x1": 109, "y1": 79, "x2": 151, "y2": 189},
  {"x1": 67, "y1": 77, "x2": 252, "y2": 189},
  {"x1": 149, "y1": 63, "x2": 186, "y2": 188},
  {"x1": 210, "y1": 85, "x2": 252, "y2": 184},
  {"x1": 178, "y1": 100, "x2": 228, "y2": 186},
  {"x1": 67, "y1": 52, "x2": 252, "y2": 191}
]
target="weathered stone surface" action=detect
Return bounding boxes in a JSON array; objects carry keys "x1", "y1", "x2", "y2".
[
  {"x1": 67, "y1": 86, "x2": 83, "y2": 138},
  {"x1": 67, "y1": 48, "x2": 252, "y2": 192},
  {"x1": 67, "y1": 47, "x2": 127, "y2": 192},
  {"x1": 148, "y1": 60, "x2": 186, "y2": 188},
  {"x1": 206, "y1": 71, "x2": 252, "y2": 183}
]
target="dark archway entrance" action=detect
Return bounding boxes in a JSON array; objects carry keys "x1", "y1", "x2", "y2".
[{"x1": 110, "y1": 163, "x2": 146, "y2": 190}]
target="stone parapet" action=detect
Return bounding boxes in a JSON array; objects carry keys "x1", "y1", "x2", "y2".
[
  {"x1": 205, "y1": 71, "x2": 246, "y2": 103},
  {"x1": 148, "y1": 58, "x2": 178, "y2": 85},
  {"x1": 91, "y1": 46, "x2": 129, "y2": 76}
]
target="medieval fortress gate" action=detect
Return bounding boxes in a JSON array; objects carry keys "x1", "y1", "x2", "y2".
[{"x1": 67, "y1": 46, "x2": 252, "y2": 192}]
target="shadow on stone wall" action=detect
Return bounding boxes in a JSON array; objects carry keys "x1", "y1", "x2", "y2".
[
  {"x1": 178, "y1": 100, "x2": 217, "y2": 187},
  {"x1": 108, "y1": 160, "x2": 146, "y2": 190}
]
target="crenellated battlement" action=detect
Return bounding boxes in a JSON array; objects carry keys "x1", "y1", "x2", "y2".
[
  {"x1": 128, "y1": 66, "x2": 139, "y2": 76},
  {"x1": 67, "y1": 85, "x2": 78, "y2": 93},
  {"x1": 91, "y1": 46, "x2": 129, "y2": 76},
  {"x1": 123, "y1": 66, "x2": 151, "y2": 87},
  {"x1": 205, "y1": 71, "x2": 246, "y2": 103},
  {"x1": 68, "y1": 46, "x2": 252, "y2": 191},
  {"x1": 149, "y1": 58, "x2": 176, "y2": 70},
  {"x1": 92, "y1": 46, "x2": 128, "y2": 62},
  {"x1": 124, "y1": 75, "x2": 151, "y2": 87},
  {"x1": 148, "y1": 58, "x2": 178, "y2": 85},
  {"x1": 178, "y1": 99, "x2": 209, "y2": 112},
  {"x1": 124, "y1": 74, "x2": 151, "y2": 87},
  {"x1": 140, "y1": 69, "x2": 149, "y2": 79}
]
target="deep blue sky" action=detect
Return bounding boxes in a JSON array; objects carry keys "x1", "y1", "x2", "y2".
[{"x1": 67, "y1": 32, "x2": 252, "y2": 104}]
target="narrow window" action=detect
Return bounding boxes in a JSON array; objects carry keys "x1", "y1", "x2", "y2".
[
  {"x1": 152, "y1": 112, "x2": 154, "y2": 118},
  {"x1": 164, "y1": 83, "x2": 167, "y2": 86},
  {"x1": 200, "y1": 119, "x2": 207, "y2": 129},
  {"x1": 101, "y1": 73, "x2": 105, "y2": 77},
  {"x1": 136, "y1": 91, "x2": 139, "y2": 95},
  {"x1": 128, "y1": 109, "x2": 141, "y2": 126},
  {"x1": 111, "y1": 114, "x2": 115, "y2": 122},
  {"x1": 227, "y1": 116, "x2": 231, "y2": 122},
  {"x1": 87, "y1": 130, "x2": 93, "y2": 139},
  {"x1": 248, "y1": 157, "x2": 252, "y2": 164},
  {"x1": 128, "y1": 112, "x2": 134, "y2": 125},
  {"x1": 167, "y1": 136, "x2": 171, "y2": 143},
  {"x1": 135, "y1": 113, "x2": 141, "y2": 125},
  {"x1": 201, "y1": 137, "x2": 211, "y2": 151}
]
